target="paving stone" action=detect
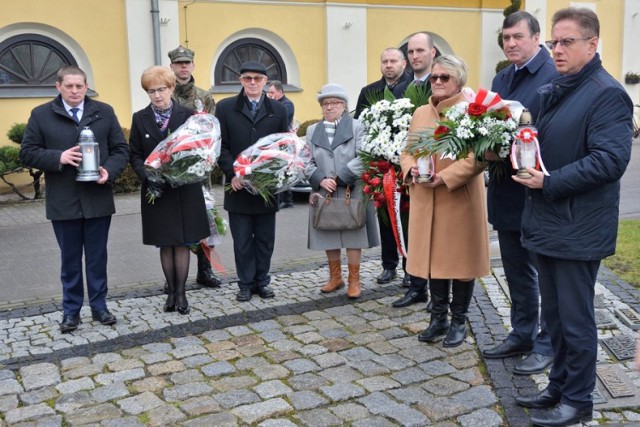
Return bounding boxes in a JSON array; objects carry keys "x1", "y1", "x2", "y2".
[
  {"x1": 458, "y1": 408, "x2": 503, "y2": 427},
  {"x1": 201, "y1": 360, "x2": 236, "y2": 377},
  {"x1": 163, "y1": 381, "x2": 213, "y2": 402},
  {"x1": 210, "y1": 375, "x2": 258, "y2": 392},
  {"x1": 446, "y1": 350, "x2": 478, "y2": 369},
  {"x1": 215, "y1": 389, "x2": 261, "y2": 409},
  {"x1": 451, "y1": 385, "x2": 498, "y2": 410},
  {"x1": 130, "y1": 376, "x2": 168, "y2": 393},
  {"x1": 287, "y1": 390, "x2": 329, "y2": 410},
  {"x1": 19, "y1": 363, "x2": 60, "y2": 391},
  {"x1": 107, "y1": 358, "x2": 145, "y2": 371},
  {"x1": 253, "y1": 364, "x2": 290, "y2": 380},
  {"x1": 19, "y1": 387, "x2": 58, "y2": 405},
  {"x1": 298, "y1": 344, "x2": 329, "y2": 356},
  {"x1": 201, "y1": 329, "x2": 232, "y2": 342},
  {"x1": 329, "y1": 402, "x2": 371, "y2": 421},
  {"x1": 356, "y1": 375, "x2": 401, "y2": 392},
  {"x1": 231, "y1": 398, "x2": 293, "y2": 424},
  {"x1": 7, "y1": 415, "x2": 63, "y2": 427},
  {"x1": 147, "y1": 360, "x2": 186, "y2": 376},
  {"x1": 54, "y1": 390, "x2": 94, "y2": 413},
  {"x1": 117, "y1": 391, "x2": 164, "y2": 414},
  {"x1": 249, "y1": 319, "x2": 281, "y2": 331},
  {"x1": 283, "y1": 358, "x2": 320, "y2": 374},
  {"x1": 95, "y1": 368, "x2": 146, "y2": 385},
  {"x1": 320, "y1": 383, "x2": 366, "y2": 402},
  {"x1": 205, "y1": 340, "x2": 236, "y2": 353},
  {"x1": 0, "y1": 370, "x2": 14, "y2": 381},
  {"x1": 359, "y1": 391, "x2": 430, "y2": 426},
  {"x1": 419, "y1": 359, "x2": 456, "y2": 376},
  {"x1": 399, "y1": 344, "x2": 447, "y2": 363},
  {"x1": 294, "y1": 408, "x2": 343, "y2": 426},
  {"x1": 92, "y1": 353, "x2": 122, "y2": 366},
  {"x1": 266, "y1": 349, "x2": 302, "y2": 363},
  {"x1": 391, "y1": 366, "x2": 431, "y2": 385},
  {"x1": 181, "y1": 354, "x2": 214, "y2": 368},
  {"x1": 172, "y1": 336, "x2": 204, "y2": 347},
  {"x1": 101, "y1": 416, "x2": 145, "y2": 427},
  {"x1": 65, "y1": 403, "x2": 122, "y2": 425},
  {"x1": 171, "y1": 345, "x2": 207, "y2": 359},
  {"x1": 146, "y1": 403, "x2": 187, "y2": 426},
  {"x1": 423, "y1": 376, "x2": 470, "y2": 396},
  {"x1": 179, "y1": 396, "x2": 221, "y2": 416},
  {"x1": 169, "y1": 369, "x2": 204, "y2": 385},
  {"x1": 0, "y1": 379, "x2": 23, "y2": 396},
  {"x1": 60, "y1": 356, "x2": 91, "y2": 371},
  {"x1": 235, "y1": 356, "x2": 269, "y2": 370},
  {"x1": 258, "y1": 419, "x2": 298, "y2": 427},
  {"x1": 277, "y1": 314, "x2": 308, "y2": 326},
  {"x1": 254, "y1": 380, "x2": 293, "y2": 398},
  {"x1": 318, "y1": 365, "x2": 363, "y2": 383},
  {"x1": 227, "y1": 325, "x2": 253, "y2": 336},
  {"x1": 451, "y1": 367, "x2": 485, "y2": 386},
  {"x1": 233, "y1": 334, "x2": 265, "y2": 347},
  {"x1": 313, "y1": 352, "x2": 347, "y2": 368},
  {"x1": 388, "y1": 385, "x2": 434, "y2": 405},
  {"x1": 373, "y1": 353, "x2": 414, "y2": 371},
  {"x1": 339, "y1": 346, "x2": 378, "y2": 361},
  {"x1": 142, "y1": 342, "x2": 173, "y2": 353},
  {"x1": 182, "y1": 412, "x2": 238, "y2": 427},
  {"x1": 5, "y1": 403, "x2": 55, "y2": 424},
  {"x1": 352, "y1": 416, "x2": 397, "y2": 427},
  {"x1": 55, "y1": 377, "x2": 95, "y2": 394},
  {"x1": 91, "y1": 382, "x2": 131, "y2": 403},
  {"x1": 62, "y1": 363, "x2": 103, "y2": 380},
  {"x1": 0, "y1": 394, "x2": 18, "y2": 412},
  {"x1": 288, "y1": 373, "x2": 330, "y2": 391},
  {"x1": 270, "y1": 339, "x2": 304, "y2": 352},
  {"x1": 352, "y1": 360, "x2": 392, "y2": 376},
  {"x1": 417, "y1": 396, "x2": 468, "y2": 421}
]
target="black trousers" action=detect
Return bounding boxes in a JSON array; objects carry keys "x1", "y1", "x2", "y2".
[
  {"x1": 52, "y1": 216, "x2": 112, "y2": 315},
  {"x1": 378, "y1": 215, "x2": 407, "y2": 271},
  {"x1": 532, "y1": 253, "x2": 600, "y2": 409},
  {"x1": 228, "y1": 212, "x2": 276, "y2": 290}
]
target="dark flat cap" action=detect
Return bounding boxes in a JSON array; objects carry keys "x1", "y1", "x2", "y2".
[{"x1": 240, "y1": 61, "x2": 267, "y2": 76}]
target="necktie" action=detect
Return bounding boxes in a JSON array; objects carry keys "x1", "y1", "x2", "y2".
[
  {"x1": 414, "y1": 80, "x2": 424, "y2": 87},
  {"x1": 250, "y1": 101, "x2": 258, "y2": 118},
  {"x1": 70, "y1": 108, "x2": 80, "y2": 124}
]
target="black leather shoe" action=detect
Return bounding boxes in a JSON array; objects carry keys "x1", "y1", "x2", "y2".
[
  {"x1": 482, "y1": 339, "x2": 532, "y2": 359},
  {"x1": 92, "y1": 309, "x2": 117, "y2": 326},
  {"x1": 515, "y1": 388, "x2": 561, "y2": 409},
  {"x1": 392, "y1": 290, "x2": 428, "y2": 307},
  {"x1": 402, "y1": 274, "x2": 411, "y2": 287},
  {"x1": 514, "y1": 352, "x2": 554, "y2": 375},
  {"x1": 60, "y1": 314, "x2": 80, "y2": 333},
  {"x1": 377, "y1": 269, "x2": 397, "y2": 284},
  {"x1": 530, "y1": 403, "x2": 592, "y2": 426},
  {"x1": 257, "y1": 286, "x2": 275, "y2": 299},
  {"x1": 197, "y1": 268, "x2": 222, "y2": 288},
  {"x1": 236, "y1": 288, "x2": 253, "y2": 302}
]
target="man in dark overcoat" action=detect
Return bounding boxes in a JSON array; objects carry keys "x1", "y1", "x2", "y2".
[
  {"x1": 512, "y1": 8, "x2": 633, "y2": 427},
  {"x1": 20, "y1": 66, "x2": 129, "y2": 333},
  {"x1": 482, "y1": 11, "x2": 558, "y2": 376},
  {"x1": 215, "y1": 61, "x2": 289, "y2": 302}
]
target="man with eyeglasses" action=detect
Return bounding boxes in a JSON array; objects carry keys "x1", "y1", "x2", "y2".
[
  {"x1": 167, "y1": 45, "x2": 221, "y2": 290},
  {"x1": 216, "y1": 61, "x2": 289, "y2": 302},
  {"x1": 511, "y1": 8, "x2": 633, "y2": 427},
  {"x1": 353, "y1": 48, "x2": 412, "y2": 290},
  {"x1": 481, "y1": 11, "x2": 557, "y2": 377}
]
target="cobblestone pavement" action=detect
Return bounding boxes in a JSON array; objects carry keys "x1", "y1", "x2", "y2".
[{"x1": 2, "y1": 257, "x2": 640, "y2": 426}]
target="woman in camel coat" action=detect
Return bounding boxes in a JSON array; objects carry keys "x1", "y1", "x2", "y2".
[{"x1": 400, "y1": 55, "x2": 489, "y2": 347}]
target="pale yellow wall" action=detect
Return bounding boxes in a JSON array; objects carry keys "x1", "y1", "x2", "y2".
[
  {"x1": 178, "y1": 1, "x2": 328, "y2": 123},
  {"x1": 545, "y1": 0, "x2": 624, "y2": 77},
  {"x1": 365, "y1": 8, "x2": 484, "y2": 89},
  {"x1": 0, "y1": 0, "x2": 132, "y2": 143}
]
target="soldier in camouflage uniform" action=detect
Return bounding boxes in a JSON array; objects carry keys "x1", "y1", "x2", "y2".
[{"x1": 168, "y1": 45, "x2": 221, "y2": 288}]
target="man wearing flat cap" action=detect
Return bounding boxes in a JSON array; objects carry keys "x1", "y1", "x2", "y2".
[
  {"x1": 167, "y1": 45, "x2": 221, "y2": 290},
  {"x1": 216, "y1": 61, "x2": 289, "y2": 302}
]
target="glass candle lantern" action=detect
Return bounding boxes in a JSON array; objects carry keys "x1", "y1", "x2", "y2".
[
  {"x1": 416, "y1": 156, "x2": 434, "y2": 183},
  {"x1": 76, "y1": 126, "x2": 100, "y2": 182},
  {"x1": 513, "y1": 109, "x2": 538, "y2": 179}
]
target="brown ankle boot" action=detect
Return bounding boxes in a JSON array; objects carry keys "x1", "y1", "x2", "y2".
[
  {"x1": 347, "y1": 263, "x2": 361, "y2": 299},
  {"x1": 321, "y1": 260, "x2": 344, "y2": 293}
]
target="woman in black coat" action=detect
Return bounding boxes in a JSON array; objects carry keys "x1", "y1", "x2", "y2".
[{"x1": 129, "y1": 66, "x2": 209, "y2": 315}]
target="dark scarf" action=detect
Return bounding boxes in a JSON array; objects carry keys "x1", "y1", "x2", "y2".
[{"x1": 151, "y1": 100, "x2": 174, "y2": 135}]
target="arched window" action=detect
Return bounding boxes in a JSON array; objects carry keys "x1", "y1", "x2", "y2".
[
  {"x1": 0, "y1": 34, "x2": 89, "y2": 98},
  {"x1": 214, "y1": 38, "x2": 287, "y2": 91}
]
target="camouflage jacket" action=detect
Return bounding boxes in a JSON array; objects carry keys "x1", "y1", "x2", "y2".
[{"x1": 173, "y1": 77, "x2": 215, "y2": 113}]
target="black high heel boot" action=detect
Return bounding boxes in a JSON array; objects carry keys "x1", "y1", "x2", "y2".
[
  {"x1": 418, "y1": 279, "x2": 450, "y2": 342},
  {"x1": 175, "y1": 280, "x2": 190, "y2": 315},
  {"x1": 443, "y1": 279, "x2": 475, "y2": 347}
]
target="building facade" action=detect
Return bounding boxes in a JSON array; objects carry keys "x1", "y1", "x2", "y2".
[{"x1": 1, "y1": 0, "x2": 638, "y2": 189}]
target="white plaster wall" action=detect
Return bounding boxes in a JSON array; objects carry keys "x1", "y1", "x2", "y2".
[
  {"x1": 125, "y1": 0, "x2": 180, "y2": 113},
  {"x1": 622, "y1": 0, "x2": 640, "y2": 105},
  {"x1": 325, "y1": 5, "x2": 367, "y2": 111},
  {"x1": 479, "y1": 10, "x2": 506, "y2": 89},
  {"x1": 524, "y1": 0, "x2": 548, "y2": 39}
]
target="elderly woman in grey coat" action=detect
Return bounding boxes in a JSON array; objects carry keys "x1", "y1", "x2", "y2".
[{"x1": 305, "y1": 84, "x2": 379, "y2": 298}]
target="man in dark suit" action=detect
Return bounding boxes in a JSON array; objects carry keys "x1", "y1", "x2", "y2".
[
  {"x1": 216, "y1": 61, "x2": 289, "y2": 302},
  {"x1": 20, "y1": 66, "x2": 129, "y2": 333},
  {"x1": 353, "y1": 48, "x2": 411, "y2": 288},
  {"x1": 482, "y1": 11, "x2": 557, "y2": 376}
]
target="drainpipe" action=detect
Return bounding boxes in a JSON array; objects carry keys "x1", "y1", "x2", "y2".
[{"x1": 151, "y1": 0, "x2": 162, "y2": 65}]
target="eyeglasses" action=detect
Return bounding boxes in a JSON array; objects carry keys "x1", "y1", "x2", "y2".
[
  {"x1": 321, "y1": 101, "x2": 344, "y2": 108},
  {"x1": 545, "y1": 37, "x2": 593, "y2": 50},
  {"x1": 428, "y1": 74, "x2": 451, "y2": 84},
  {"x1": 147, "y1": 87, "x2": 168, "y2": 95},
  {"x1": 241, "y1": 75, "x2": 266, "y2": 82}
]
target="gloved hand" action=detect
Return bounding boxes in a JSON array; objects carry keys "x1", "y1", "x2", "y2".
[{"x1": 145, "y1": 177, "x2": 166, "y2": 203}]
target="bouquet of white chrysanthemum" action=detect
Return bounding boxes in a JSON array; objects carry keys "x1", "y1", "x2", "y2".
[
  {"x1": 359, "y1": 98, "x2": 414, "y2": 165},
  {"x1": 407, "y1": 88, "x2": 523, "y2": 162}
]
